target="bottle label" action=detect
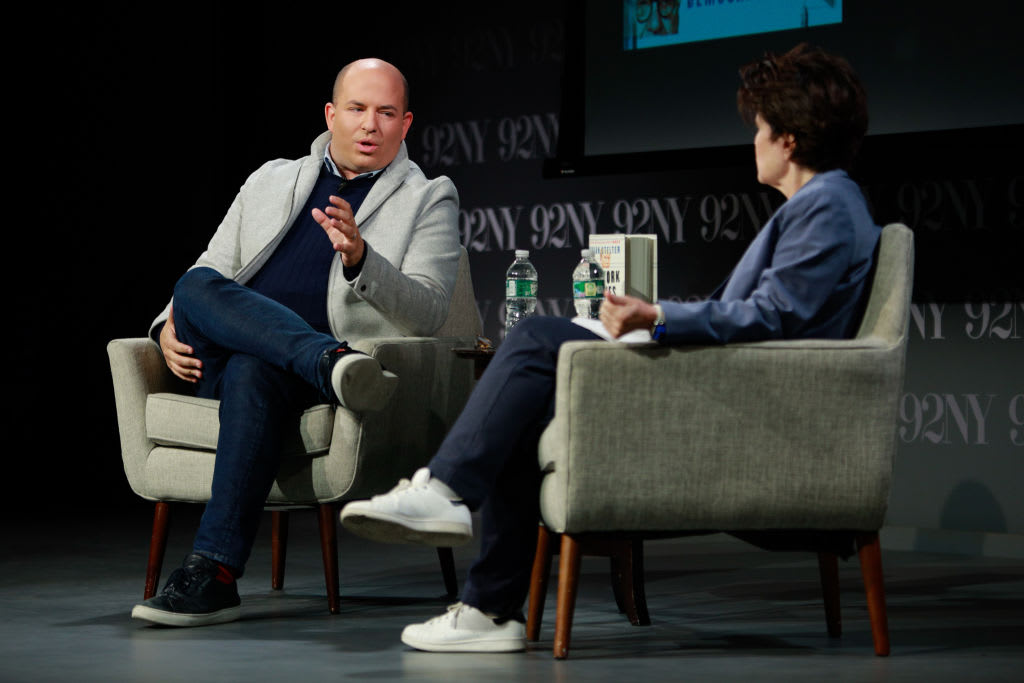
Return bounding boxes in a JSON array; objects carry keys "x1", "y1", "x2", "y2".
[
  {"x1": 506, "y1": 279, "x2": 538, "y2": 297},
  {"x1": 572, "y1": 279, "x2": 605, "y2": 299}
]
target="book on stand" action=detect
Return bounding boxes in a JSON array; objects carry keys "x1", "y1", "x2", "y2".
[{"x1": 587, "y1": 234, "x2": 658, "y2": 303}]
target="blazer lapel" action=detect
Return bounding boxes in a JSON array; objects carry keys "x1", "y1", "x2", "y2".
[{"x1": 286, "y1": 131, "x2": 331, "y2": 228}]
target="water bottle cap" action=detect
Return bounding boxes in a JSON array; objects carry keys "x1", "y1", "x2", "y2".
[
  {"x1": 580, "y1": 248, "x2": 592, "y2": 258},
  {"x1": 515, "y1": 249, "x2": 529, "y2": 257}
]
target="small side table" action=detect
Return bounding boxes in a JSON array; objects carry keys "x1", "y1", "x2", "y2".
[{"x1": 452, "y1": 345, "x2": 496, "y2": 380}]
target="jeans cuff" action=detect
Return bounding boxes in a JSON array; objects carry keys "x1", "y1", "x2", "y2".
[{"x1": 192, "y1": 548, "x2": 245, "y2": 578}]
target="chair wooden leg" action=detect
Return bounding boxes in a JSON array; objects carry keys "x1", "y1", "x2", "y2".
[
  {"x1": 608, "y1": 542, "x2": 627, "y2": 615},
  {"x1": 817, "y1": 551, "x2": 842, "y2": 637},
  {"x1": 271, "y1": 511, "x2": 289, "y2": 590},
  {"x1": 437, "y1": 548, "x2": 458, "y2": 598},
  {"x1": 856, "y1": 532, "x2": 890, "y2": 656},
  {"x1": 144, "y1": 502, "x2": 171, "y2": 599},
  {"x1": 553, "y1": 534, "x2": 582, "y2": 659},
  {"x1": 316, "y1": 504, "x2": 341, "y2": 615},
  {"x1": 611, "y1": 539, "x2": 650, "y2": 627},
  {"x1": 527, "y1": 525, "x2": 555, "y2": 641},
  {"x1": 607, "y1": 540, "x2": 650, "y2": 625}
]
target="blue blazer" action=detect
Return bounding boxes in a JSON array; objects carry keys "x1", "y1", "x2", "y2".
[{"x1": 661, "y1": 170, "x2": 880, "y2": 344}]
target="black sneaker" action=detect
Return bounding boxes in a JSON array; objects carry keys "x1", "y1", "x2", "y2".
[{"x1": 131, "y1": 554, "x2": 241, "y2": 627}]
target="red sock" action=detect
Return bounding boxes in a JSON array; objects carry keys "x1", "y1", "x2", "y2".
[{"x1": 215, "y1": 564, "x2": 236, "y2": 584}]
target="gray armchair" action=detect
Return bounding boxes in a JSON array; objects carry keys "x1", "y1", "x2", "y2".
[
  {"x1": 528, "y1": 224, "x2": 914, "y2": 658},
  {"x1": 108, "y1": 248, "x2": 482, "y2": 613}
]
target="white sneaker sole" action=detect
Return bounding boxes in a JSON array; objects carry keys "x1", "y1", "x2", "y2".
[
  {"x1": 332, "y1": 354, "x2": 398, "y2": 412},
  {"x1": 340, "y1": 508, "x2": 472, "y2": 547},
  {"x1": 131, "y1": 603, "x2": 241, "y2": 627},
  {"x1": 401, "y1": 629, "x2": 525, "y2": 653}
]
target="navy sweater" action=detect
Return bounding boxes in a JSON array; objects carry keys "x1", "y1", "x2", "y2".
[{"x1": 246, "y1": 165, "x2": 379, "y2": 334}]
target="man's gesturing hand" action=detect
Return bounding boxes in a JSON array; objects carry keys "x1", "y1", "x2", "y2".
[
  {"x1": 159, "y1": 306, "x2": 202, "y2": 383},
  {"x1": 598, "y1": 291, "x2": 658, "y2": 338},
  {"x1": 312, "y1": 195, "x2": 365, "y2": 267}
]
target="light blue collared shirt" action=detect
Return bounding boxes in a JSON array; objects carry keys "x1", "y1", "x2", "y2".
[{"x1": 323, "y1": 147, "x2": 384, "y2": 182}]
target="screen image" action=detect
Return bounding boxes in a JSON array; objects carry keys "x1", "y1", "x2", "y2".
[
  {"x1": 624, "y1": 0, "x2": 842, "y2": 51},
  {"x1": 579, "y1": 0, "x2": 1024, "y2": 159}
]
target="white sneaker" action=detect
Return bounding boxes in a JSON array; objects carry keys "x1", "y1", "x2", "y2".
[
  {"x1": 340, "y1": 468, "x2": 473, "y2": 547},
  {"x1": 401, "y1": 603, "x2": 526, "y2": 653},
  {"x1": 331, "y1": 352, "x2": 398, "y2": 412}
]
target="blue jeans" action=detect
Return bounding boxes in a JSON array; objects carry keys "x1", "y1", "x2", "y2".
[
  {"x1": 171, "y1": 267, "x2": 343, "y2": 572},
  {"x1": 428, "y1": 316, "x2": 601, "y2": 618}
]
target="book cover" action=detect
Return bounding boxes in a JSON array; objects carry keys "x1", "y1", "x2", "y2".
[{"x1": 588, "y1": 234, "x2": 658, "y2": 303}]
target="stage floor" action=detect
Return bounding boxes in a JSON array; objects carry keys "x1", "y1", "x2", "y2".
[{"x1": 3, "y1": 504, "x2": 1022, "y2": 682}]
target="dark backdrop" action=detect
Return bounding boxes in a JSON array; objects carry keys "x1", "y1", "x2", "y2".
[{"x1": 16, "y1": 1, "x2": 1021, "y2": 526}]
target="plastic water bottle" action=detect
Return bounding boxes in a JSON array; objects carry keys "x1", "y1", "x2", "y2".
[
  {"x1": 572, "y1": 248, "x2": 605, "y2": 319},
  {"x1": 505, "y1": 249, "x2": 538, "y2": 331}
]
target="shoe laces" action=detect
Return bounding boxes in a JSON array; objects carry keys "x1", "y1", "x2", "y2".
[
  {"x1": 164, "y1": 555, "x2": 223, "y2": 595},
  {"x1": 426, "y1": 602, "x2": 472, "y2": 627},
  {"x1": 165, "y1": 565, "x2": 203, "y2": 595},
  {"x1": 371, "y1": 477, "x2": 412, "y2": 501},
  {"x1": 370, "y1": 468, "x2": 432, "y2": 501}
]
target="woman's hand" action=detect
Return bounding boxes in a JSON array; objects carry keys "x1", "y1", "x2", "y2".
[{"x1": 599, "y1": 292, "x2": 658, "y2": 338}]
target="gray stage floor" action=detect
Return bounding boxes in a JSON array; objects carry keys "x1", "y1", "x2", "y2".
[{"x1": 2, "y1": 505, "x2": 1022, "y2": 682}]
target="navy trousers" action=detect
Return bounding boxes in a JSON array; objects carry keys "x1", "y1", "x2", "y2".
[
  {"x1": 170, "y1": 267, "x2": 343, "y2": 571},
  {"x1": 428, "y1": 316, "x2": 602, "y2": 618}
]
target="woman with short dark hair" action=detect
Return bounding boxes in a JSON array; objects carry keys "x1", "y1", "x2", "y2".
[
  {"x1": 737, "y1": 42, "x2": 869, "y2": 174},
  {"x1": 340, "y1": 44, "x2": 883, "y2": 653}
]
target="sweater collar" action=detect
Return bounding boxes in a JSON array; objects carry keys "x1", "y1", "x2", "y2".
[{"x1": 322, "y1": 146, "x2": 385, "y2": 181}]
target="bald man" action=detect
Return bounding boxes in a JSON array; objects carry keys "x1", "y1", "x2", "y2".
[{"x1": 133, "y1": 59, "x2": 461, "y2": 627}]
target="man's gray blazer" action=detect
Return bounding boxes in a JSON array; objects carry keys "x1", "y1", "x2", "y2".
[{"x1": 151, "y1": 131, "x2": 461, "y2": 342}]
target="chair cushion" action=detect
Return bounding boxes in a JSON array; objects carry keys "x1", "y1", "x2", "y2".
[{"x1": 145, "y1": 393, "x2": 335, "y2": 456}]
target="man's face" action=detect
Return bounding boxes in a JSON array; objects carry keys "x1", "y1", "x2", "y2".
[{"x1": 326, "y1": 63, "x2": 413, "y2": 179}]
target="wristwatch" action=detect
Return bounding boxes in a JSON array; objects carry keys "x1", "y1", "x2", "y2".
[{"x1": 650, "y1": 303, "x2": 666, "y2": 341}]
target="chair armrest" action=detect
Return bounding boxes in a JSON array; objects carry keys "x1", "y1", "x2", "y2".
[
  {"x1": 538, "y1": 337, "x2": 906, "y2": 534},
  {"x1": 351, "y1": 335, "x2": 479, "y2": 428},
  {"x1": 107, "y1": 337, "x2": 180, "y2": 497},
  {"x1": 321, "y1": 335, "x2": 479, "y2": 500}
]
